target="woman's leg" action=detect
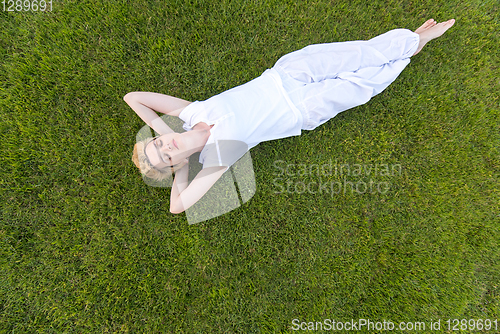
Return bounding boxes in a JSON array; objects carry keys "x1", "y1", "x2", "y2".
[
  {"x1": 293, "y1": 58, "x2": 412, "y2": 129},
  {"x1": 274, "y1": 28, "x2": 419, "y2": 84},
  {"x1": 276, "y1": 19, "x2": 455, "y2": 130},
  {"x1": 413, "y1": 19, "x2": 455, "y2": 55},
  {"x1": 274, "y1": 19, "x2": 455, "y2": 83}
]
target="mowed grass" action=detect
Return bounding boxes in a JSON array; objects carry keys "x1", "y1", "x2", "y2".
[{"x1": 1, "y1": 0, "x2": 499, "y2": 332}]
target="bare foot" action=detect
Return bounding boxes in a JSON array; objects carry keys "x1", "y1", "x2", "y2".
[
  {"x1": 414, "y1": 19, "x2": 436, "y2": 34},
  {"x1": 413, "y1": 19, "x2": 455, "y2": 55}
]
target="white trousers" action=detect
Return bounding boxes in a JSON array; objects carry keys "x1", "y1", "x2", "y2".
[{"x1": 273, "y1": 29, "x2": 420, "y2": 130}]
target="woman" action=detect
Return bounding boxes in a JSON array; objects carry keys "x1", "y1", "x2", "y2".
[{"x1": 124, "y1": 18, "x2": 455, "y2": 215}]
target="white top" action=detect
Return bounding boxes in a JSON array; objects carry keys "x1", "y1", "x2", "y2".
[{"x1": 178, "y1": 68, "x2": 303, "y2": 169}]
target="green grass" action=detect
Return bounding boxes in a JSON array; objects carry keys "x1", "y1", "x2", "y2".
[{"x1": 1, "y1": 0, "x2": 499, "y2": 332}]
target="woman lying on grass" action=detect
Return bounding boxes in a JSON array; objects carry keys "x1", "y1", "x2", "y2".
[{"x1": 124, "y1": 18, "x2": 455, "y2": 214}]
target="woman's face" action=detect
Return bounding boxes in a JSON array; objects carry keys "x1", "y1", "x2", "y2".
[{"x1": 144, "y1": 133, "x2": 190, "y2": 169}]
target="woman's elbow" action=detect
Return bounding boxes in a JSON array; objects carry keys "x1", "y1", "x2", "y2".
[
  {"x1": 170, "y1": 203, "x2": 185, "y2": 214},
  {"x1": 123, "y1": 92, "x2": 135, "y2": 103}
]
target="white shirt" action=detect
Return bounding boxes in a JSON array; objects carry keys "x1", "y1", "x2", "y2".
[{"x1": 178, "y1": 68, "x2": 303, "y2": 169}]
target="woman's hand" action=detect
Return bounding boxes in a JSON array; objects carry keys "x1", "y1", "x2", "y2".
[{"x1": 123, "y1": 92, "x2": 192, "y2": 135}]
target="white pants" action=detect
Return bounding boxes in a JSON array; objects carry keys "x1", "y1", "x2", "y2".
[{"x1": 273, "y1": 29, "x2": 420, "y2": 130}]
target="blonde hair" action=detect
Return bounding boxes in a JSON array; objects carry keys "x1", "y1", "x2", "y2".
[{"x1": 132, "y1": 137, "x2": 187, "y2": 181}]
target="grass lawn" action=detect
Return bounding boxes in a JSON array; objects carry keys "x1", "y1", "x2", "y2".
[{"x1": 1, "y1": 0, "x2": 499, "y2": 332}]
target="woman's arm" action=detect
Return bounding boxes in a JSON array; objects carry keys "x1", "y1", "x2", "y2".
[
  {"x1": 170, "y1": 164, "x2": 227, "y2": 214},
  {"x1": 123, "y1": 92, "x2": 191, "y2": 135}
]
